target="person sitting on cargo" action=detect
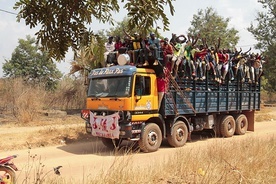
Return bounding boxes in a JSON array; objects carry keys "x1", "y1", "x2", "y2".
[
  {"x1": 123, "y1": 29, "x2": 145, "y2": 64},
  {"x1": 169, "y1": 33, "x2": 184, "y2": 76},
  {"x1": 114, "y1": 36, "x2": 123, "y2": 60},
  {"x1": 114, "y1": 36, "x2": 123, "y2": 51},
  {"x1": 182, "y1": 34, "x2": 198, "y2": 79},
  {"x1": 205, "y1": 38, "x2": 221, "y2": 83},
  {"x1": 247, "y1": 53, "x2": 258, "y2": 84},
  {"x1": 161, "y1": 38, "x2": 173, "y2": 67},
  {"x1": 170, "y1": 41, "x2": 183, "y2": 77},
  {"x1": 227, "y1": 49, "x2": 236, "y2": 82},
  {"x1": 219, "y1": 48, "x2": 231, "y2": 83},
  {"x1": 104, "y1": 36, "x2": 116, "y2": 66},
  {"x1": 132, "y1": 33, "x2": 146, "y2": 65},
  {"x1": 193, "y1": 44, "x2": 209, "y2": 80},
  {"x1": 122, "y1": 36, "x2": 134, "y2": 64},
  {"x1": 169, "y1": 33, "x2": 187, "y2": 51},
  {"x1": 253, "y1": 53, "x2": 265, "y2": 84},
  {"x1": 148, "y1": 32, "x2": 160, "y2": 65}
]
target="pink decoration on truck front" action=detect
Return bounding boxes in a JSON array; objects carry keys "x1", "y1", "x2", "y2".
[{"x1": 90, "y1": 112, "x2": 121, "y2": 139}]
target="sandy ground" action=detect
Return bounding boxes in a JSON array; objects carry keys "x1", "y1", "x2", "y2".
[{"x1": 0, "y1": 118, "x2": 275, "y2": 183}]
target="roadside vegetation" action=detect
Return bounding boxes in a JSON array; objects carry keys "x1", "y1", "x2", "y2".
[{"x1": 18, "y1": 135, "x2": 276, "y2": 184}]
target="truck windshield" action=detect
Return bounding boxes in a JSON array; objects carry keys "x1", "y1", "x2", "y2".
[{"x1": 87, "y1": 76, "x2": 132, "y2": 97}]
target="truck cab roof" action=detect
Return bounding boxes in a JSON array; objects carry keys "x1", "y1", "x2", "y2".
[{"x1": 88, "y1": 65, "x2": 157, "y2": 79}]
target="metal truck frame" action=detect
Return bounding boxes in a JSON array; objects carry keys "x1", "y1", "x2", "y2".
[{"x1": 81, "y1": 60, "x2": 260, "y2": 153}]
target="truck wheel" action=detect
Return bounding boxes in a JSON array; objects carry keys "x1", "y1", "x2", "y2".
[
  {"x1": 138, "y1": 123, "x2": 162, "y2": 153},
  {"x1": 234, "y1": 114, "x2": 248, "y2": 135},
  {"x1": 101, "y1": 138, "x2": 121, "y2": 149},
  {"x1": 167, "y1": 121, "x2": 188, "y2": 147},
  {"x1": 220, "y1": 115, "x2": 236, "y2": 137}
]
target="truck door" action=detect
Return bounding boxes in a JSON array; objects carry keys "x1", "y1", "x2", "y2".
[{"x1": 133, "y1": 74, "x2": 156, "y2": 113}]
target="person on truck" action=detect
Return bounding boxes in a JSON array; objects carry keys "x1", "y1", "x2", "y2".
[
  {"x1": 114, "y1": 36, "x2": 123, "y2": 51},
  {"x1": 148, "y1": 32, "x2": 160, "y2": 65},
  {"x1": 157, "y1": 72, "x2": 166, "y2": 109},
  {"x1": 161, "y1": 38, "x2": 173, "y2": 67},
  {"x1": 193, "y1": 44, "x2": 209, "y2": 80},
  {"x1": 181, "y1": 34, "x2": 198, "y2": 79},
  {"x1": 104, "y1": 36, "x2": 116, "y2": 66},
  {"x1": 135, "y1": 77, "x2": 144, "y2": 96},
  {"x1": 122, "y1": 36, "x2": 134, "y2": 64}
]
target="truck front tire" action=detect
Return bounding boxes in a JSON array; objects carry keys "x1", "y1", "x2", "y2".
[
  {"x1": 167, "y1": 121, "x2": 188, "y2": 147},
  {"x1": 138, "y1": 123, "x2": 162, "y2": 153}
]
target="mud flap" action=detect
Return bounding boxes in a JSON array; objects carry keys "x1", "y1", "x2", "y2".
[{"x1": 243, "y1": 111, "x2": 255, "y2": 131}]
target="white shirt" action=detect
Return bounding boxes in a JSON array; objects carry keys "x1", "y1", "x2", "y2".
[{"x1": 105, "y1": 42, "x2": 115, "y2": 52}]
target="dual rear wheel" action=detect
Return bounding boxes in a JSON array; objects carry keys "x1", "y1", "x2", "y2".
[
  {"x1": 218, "y1": 114, "x2": 248, "y2": 137},
  {"x1": 138, "y1": 121, "x2": 189, "y2": 152}
]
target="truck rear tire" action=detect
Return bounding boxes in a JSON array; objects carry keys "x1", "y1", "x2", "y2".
[
  {"x1": 234, "y1": 114, "x2": 248, "y2": 135},
  {"x1": 167, "y1": 121, "x2": 188, "y2": 147},
  {"x1": 220, "y1": 115, "x2": 235, "y2": 137},
  {"x1": 101, "y1": 138, "x2": 121, "y2": 149},
  {"x1": 138, "y1": 123, "x2": 162, "y2": 153}
]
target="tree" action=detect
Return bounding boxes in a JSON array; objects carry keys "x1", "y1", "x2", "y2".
[
  {"x1": 188, "y1": 7, "x2": 239, "y2": 49},
  {"x1": 14, "y1": 0, "x2": 175, "y2": 61},
  {"x1": 107, "y1": 17, "x2": 162, "y2": 39},
  {"x1": 2, "y1": 35, "x2": 62, "y2": 90},
  {"x1": 247, "y1": 0, "x2": 276, "y2": 92},
  {"x1": 69, "y1": 33, "x2": 106, "y2": 81}
]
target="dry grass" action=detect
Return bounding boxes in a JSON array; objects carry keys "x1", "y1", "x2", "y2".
[
  {"x1": 0, "y1": 78, "x2": 86, "y2": 124},
  {"x1": 0, "y1": 115, "x2": 91, "y2": 151},
  {"x1": 45, "y1": 136, "x2": 276, "y2": 184},
  {"x1": 255, "y1": 106, "x2": 276, "y2": 122}
]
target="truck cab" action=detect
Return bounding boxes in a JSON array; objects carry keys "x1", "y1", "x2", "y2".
[{"x1": 82, "y1": 65, "x2": 165, "y2": 152}]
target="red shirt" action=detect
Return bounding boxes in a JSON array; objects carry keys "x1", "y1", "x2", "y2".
[
  {"x1": 217, "y1": 53, "x2": 225, "y2": 63},
  {"x1": 157, "y1": 78, "x2": 166, "y2": 92},
  {"x1": 194, "y1": 49, "x2": 208, "y2": 60},
  {"x1": 162, "y1": 44, "x2": 173, "y2": 57},
  {"x1": 115, "y1": 41, "x2": 123, "y2": 51}
]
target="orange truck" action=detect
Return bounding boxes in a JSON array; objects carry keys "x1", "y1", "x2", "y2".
[{"x1": 81, "y1": 60, "x2": 260, "y2": 153}]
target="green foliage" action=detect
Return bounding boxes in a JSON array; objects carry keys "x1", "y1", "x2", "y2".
[
  {"x1": 108, "y1": 17, "x2": 130, "y2": 39},
  {"x1": 247, "y1": 0, "x2": 276, "y2": 92},
  {"x1": 108, "y1": 17, "x2": 162, "y2": 40},
  {"x1": 2, "y1": 35, "x2": 62, "y2": 90},
  {"x1": 14, "y1": 0, "x2": 175, "y2": 60},
  {"x1": 188, "y1": 7, "x2": 239, "y2": 49},
  {"x1": 70, "y1": 34, "x2": 105, "y2": 76}
]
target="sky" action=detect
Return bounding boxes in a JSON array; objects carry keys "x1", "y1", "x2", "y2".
[{"x1": 0, "y1": 0, "x2": 264, "y2": 77}]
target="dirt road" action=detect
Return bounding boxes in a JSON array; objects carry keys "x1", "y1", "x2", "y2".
[{"x1": 1, "y1": 120, "x2": 276, "y2": 183}]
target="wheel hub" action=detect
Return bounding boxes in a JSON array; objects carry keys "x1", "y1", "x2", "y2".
[
  {"x1": 176, "y1": 128, "x2": 184, "y2": 141},
  {"x1": 241, "y1": 120, "x2": 245, "y2": 128},
  {"x1": 147, "y1": 131, "x2": 158, "y2": 146},
  {"x1": 227, "y1": 122, "x2": 233, "y2": 131}
]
